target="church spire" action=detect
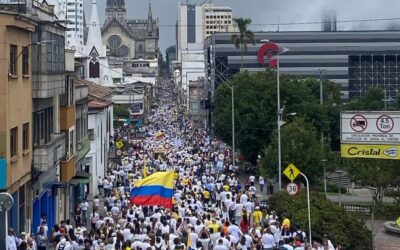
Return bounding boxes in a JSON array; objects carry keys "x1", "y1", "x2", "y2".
[
  {"x1": 86, "y1": 0, "x2": 105, "y2": 57},
  {"x1": 147, "y1": 2, "x2": 154, "y2": 34}
]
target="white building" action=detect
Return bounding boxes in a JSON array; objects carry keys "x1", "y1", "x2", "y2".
[
  {"x1": 177, "y1": 3, "x2": 236, "y2": 61},
  {"x1": 47, "y1": 0, "x2": 85, "y2": 56},
  {"x1": 85, "y1": 0, "x2": 113, "y2": 85},
  {"x1": 85, "y1": 81, "x2": 114, "y2": 195},
  {"x1": 181, "y1": 43, "x2": 206, "y2": 107}
]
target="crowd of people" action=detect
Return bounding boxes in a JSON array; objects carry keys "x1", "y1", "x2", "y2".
[{"x1": 7, "y1": 80, "x2": 338, "y2": 250}]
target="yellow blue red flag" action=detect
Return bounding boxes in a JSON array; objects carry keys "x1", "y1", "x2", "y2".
[{"x1": 130, "y1": 171, "x2": 174, "y2": 209}]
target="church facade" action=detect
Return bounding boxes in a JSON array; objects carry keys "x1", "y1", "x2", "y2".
[{"x1": 102, "y1": 0, "x2": 159, "y2": 60}]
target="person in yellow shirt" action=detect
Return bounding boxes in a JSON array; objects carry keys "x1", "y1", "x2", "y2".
[
  {"x1": 203, "y1": 189, "x2": 211, "y2": 205},
  {"x1": 253, "y1": 206, "x2": 263, "y2": 225},
  {"x1": 282, "y1": 216, "x2": 291, "y2": 229},
  {"x1": 208, "y1": 218, "x2": 219, "y2": 233}
]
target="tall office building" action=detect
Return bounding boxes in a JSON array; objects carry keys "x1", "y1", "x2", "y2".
[
  {"x1": 48, "y1": 0, "x2": 85, "y2": 55},
  {"x1": 177, "y1": 3, "x2": 236, "y2": 61},
  {"x1": 322, "y1": 9, "x2": 337, "y2": 32}
]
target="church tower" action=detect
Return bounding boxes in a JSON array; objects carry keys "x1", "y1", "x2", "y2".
[
  {"x1": 85, "y1": 0, "x2": 112, "y2": 85},
  {"x1": 106, "y1": 0, "x2": 126, "y2": 20},
  {"x1": 145, "y1": 3, "x2": 158, "y2": 59}
]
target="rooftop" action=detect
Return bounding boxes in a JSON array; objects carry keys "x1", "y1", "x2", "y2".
[
  {"x1": 88, "y1": 99, "x2": 112, "y2": 110},
  {"x1": 74, "y1": 78, "x2": 114, "y2": 100}
]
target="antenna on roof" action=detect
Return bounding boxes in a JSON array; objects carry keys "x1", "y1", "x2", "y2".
[{"x1": 277, "y1": 16, "x2": 280, "y2": 32}]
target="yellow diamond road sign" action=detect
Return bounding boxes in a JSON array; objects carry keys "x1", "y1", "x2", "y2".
[{"x1": 283, "y1": 163, "x2": 301, "y2": 182}]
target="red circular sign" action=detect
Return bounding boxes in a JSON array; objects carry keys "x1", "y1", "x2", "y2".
[
  {"x1": 350, "y1": 115, "x2": 368, "y2": 132},
  {"x1": 286, "y1": 182, "x2": 300, "y2": 196},
  {"x1": 376, "y1": 115, "x2": 394, "y2": 133}
]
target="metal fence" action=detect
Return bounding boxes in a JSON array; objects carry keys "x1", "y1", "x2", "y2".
[{"x1": 342, "y1": 203, "x2": 372, "y2": 214}]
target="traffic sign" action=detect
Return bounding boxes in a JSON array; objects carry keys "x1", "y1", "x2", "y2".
[
  {"x1": 341, "y1": 112, "x2": 400, "y2": 145},
  {"x1": 286, "y1": 182, "x2": 300, "y2": 195},
  {"x1": 350, "y1": 115, "x2": 368, "y2": 132},
  {"x1": 115, "y1": 140, "x2": 125, "y2": 150},
  {"x1": 283, "y1": 163, "x2": 300, "y2": 182},
  {"x1": 376, "y1": 115, "x2": 394, "y2": 133}
]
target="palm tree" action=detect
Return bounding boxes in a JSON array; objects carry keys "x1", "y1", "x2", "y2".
[{"x1": 231, "y1": 18, "x2": 256, "y2": 71}]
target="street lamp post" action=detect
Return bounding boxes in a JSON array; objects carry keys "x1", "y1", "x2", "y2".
[
  {"x1": 321, "y1": 159, "x2": 328, "y2": 197},
  {"x1": 274, "y1": 44, "x2": 290, "y2": 191},
  {"x1": 223, "y1": 82, "x2": 235, "y2": 170},
  {"x1": 336, "y1": 170, "x2": 344, "y2": 206}
]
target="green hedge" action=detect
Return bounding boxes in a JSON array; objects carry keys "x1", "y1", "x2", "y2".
[{"x1": 269, "y1": 191, "x2": 372, "y2": 250}]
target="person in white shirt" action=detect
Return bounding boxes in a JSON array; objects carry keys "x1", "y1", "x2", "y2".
[
  {"x1": 259, "y1": 176, "x2": 265, "y2": 193},
  {"x1": 261, "y1": 228, "x2": 276, "y2": 250},
  {"x1": 81, "y1": 200, "x2": 89, "y2": 224},
  {"x1": 234, "y1": 202, "x2": 244, "y2": 225},
  {"x1": 7, "y1": 228, "x2": 18, "y2": 250},
  {"x1": 248, "y1": 175, "x2": 256, "y2": 186},
  {"x1": 213, "y1": 239, "x2": 228, "y2": 250},
  {"x1": 227, "y1": 223, "x2": 242, "y2": 244}
]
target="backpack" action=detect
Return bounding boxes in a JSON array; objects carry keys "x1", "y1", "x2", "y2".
[{"x1": 295, "y1": 231, "x2": 305, "y2": 243}]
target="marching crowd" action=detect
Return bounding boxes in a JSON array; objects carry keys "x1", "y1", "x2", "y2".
[{"x1": 7, "y1": 81, "x2": 338, "y2": 250}]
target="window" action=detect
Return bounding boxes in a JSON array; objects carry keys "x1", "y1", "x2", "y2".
[
  {"x1": 108, "y1": 35, "x2": 122, "y2": 49},
  {"x1": 89, "y1": 59, "x2": 100, "y2": 78},
  {"x1": 33, "y1": 107, "x2": 54, "y2": 146},
  {"x1": 88, "y1": 129, "x2": 94, "y2": 141},
  {"x1": 22, "y1": 123, "x2": 29, "y2": 151},
  {"x1": 10, "y1": 127, "x2": 18, "y2": 157},
  {"x1": 9, "y1": 45, "x2": 17, "y2": 76},
  {"x1": 22, "y1": 47, "x2": 29, "y2": 76}
]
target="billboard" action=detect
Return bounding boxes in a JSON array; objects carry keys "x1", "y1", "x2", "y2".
[
  {"x1": 340, "y1": 111, "x2": 400, "y2": 145},
  {"x1": 341, "y1": 144, "x2": 400, "y2": 160}
]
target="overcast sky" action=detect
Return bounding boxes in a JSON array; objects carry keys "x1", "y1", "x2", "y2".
[{"x1": 85, "y1": 0, "x2": 400, "y2": 54}]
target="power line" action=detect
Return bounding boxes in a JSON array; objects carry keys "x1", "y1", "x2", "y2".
[{"x1": 86, "y1": 16, "x2": 400, "y2": 28}]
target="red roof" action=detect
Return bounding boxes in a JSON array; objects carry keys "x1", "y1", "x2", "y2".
[{"x1": 88, "y1": 99, "x2": 112, "y2": 109}]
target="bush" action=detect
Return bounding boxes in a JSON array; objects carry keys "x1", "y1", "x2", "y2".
[
  {"x1": 313, "y1": 182, "x2": 347, "y2": 194},
  {"x1": 269, "y1": 191, "x2": 372, "y2": 250}
]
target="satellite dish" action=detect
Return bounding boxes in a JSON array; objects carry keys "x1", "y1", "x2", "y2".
[{"x1": 0, "y1": 193, "x2": 14, "y2": 212}]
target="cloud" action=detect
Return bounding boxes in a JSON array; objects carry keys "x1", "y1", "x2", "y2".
[{"x1": 85, "y1": 0, "x2": 400, "y2": 55}]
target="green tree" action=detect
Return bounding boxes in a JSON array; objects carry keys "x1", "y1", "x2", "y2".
[
  {"x1": 213, "y1": 71, "x2": 341, "y2": 163},
  {"x1": 343, "y1": 158, "x2": 400, "y2": 205},
  {"x1": 231, "y1": 18, "x2": 255, "y2": 70},
  {"x1": 114, "y1": 104, "x2": 130, "y2": 119},
  {"x1": 345, "y1": 87, "x2": 385, "y2": 111},
  {"x1": 269, "y1": 191, "x2": 372, "y2": 250},
  {"x1": 261, "y1": 118, "x2": 327, "y2": 183}
]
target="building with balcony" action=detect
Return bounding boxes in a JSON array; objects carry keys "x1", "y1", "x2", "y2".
[
  {"x1": 72, "y1": 78, "x2": 90, "y2": 205},
  {"x1": 29, "y1": 0, "x2": 67, "y2": 234},
  {"x1": 0, "y1": 9, "x2": 36, "y2": 235}
]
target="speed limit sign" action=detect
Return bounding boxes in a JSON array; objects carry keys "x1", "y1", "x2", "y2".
[{"x1": 286, "y1": 182, "x2": 300, "y2": 195}]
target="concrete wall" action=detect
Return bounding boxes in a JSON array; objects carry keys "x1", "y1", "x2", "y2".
[
  {"x1": 87, "y1": 108, "x2": 109, "y2": 195},
  {"x1": 0, "y1": 13, "x2": 35, "y2": 192}
]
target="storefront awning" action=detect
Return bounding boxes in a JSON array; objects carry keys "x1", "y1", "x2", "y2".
[
  {"x1": 70, "y1": 172, "x2": 91, "y2": 185},
  {"x1": 43, "y1": 181, "x2": 69, "y2": 189}
]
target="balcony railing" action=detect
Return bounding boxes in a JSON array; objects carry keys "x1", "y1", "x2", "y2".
[
  {"x1": 0, "y1": 0, "x2": 26, "y2": 3},
  {"x1": 0, "y1": 0, "x2": 54, "y2": 14},
  {"x1": 60, "y1": 155, "x2": 76, "y2": 182},
  {"x1": 60, "y1": 105, "x2": 75, "y2": 130}
]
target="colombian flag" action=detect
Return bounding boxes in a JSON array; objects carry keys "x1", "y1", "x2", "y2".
[{"x1": 130, "y1": 171, "x2": 174, "y2": 209}]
